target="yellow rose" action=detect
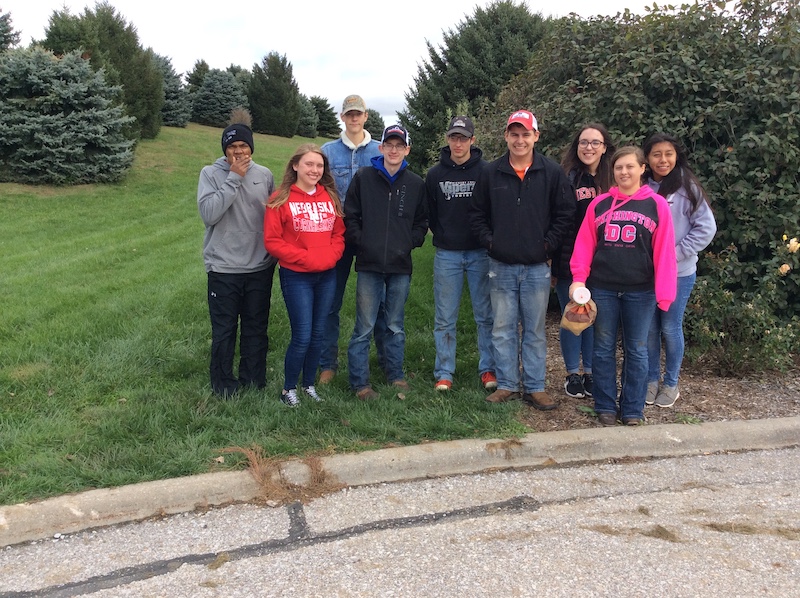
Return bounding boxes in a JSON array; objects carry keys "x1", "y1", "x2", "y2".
[
  {"x1": 787, "y1": 238, "x2": 799, "y2": 253},
  {"x1": 779, "y1": 264, "x2": 791, "y2": 275}
]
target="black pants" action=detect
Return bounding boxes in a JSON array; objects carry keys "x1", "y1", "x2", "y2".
[{"x1": 207, "y1": 267, "x2": 275, "y2": 396}]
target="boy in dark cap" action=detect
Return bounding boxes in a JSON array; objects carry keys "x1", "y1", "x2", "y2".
[
  {"x1": 344, "y1": 125, "x2": 429, "y2": 400},
  {"x1": 197, "y1": 123, "x2": 276, "y2": 397},
  {"x1": 425, "y1": 116, "x2": 496, "y2": 393}
]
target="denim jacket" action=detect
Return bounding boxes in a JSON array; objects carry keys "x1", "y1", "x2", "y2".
[{"x1": 321, "y1": 132, "x2": 381, "y2": 203}]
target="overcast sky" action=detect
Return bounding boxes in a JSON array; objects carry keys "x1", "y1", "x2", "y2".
[{"x1": 4, "y1": 0, "x2": 648, "y2": 122}]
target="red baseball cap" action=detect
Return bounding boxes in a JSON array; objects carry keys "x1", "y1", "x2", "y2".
[{"x1": 506, "y1": 110, "x2": 538, "y2": 131}]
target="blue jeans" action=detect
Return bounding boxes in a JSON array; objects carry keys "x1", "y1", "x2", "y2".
[
  {"x1": 555, "y1": 278, "x2": 593, "y2": 374},
  {"x1": 433, "y1": 248, "x2": 495, "y2": 381},
  {"x1": 591, "y1": 288, "x2": 656, "y2": 420},
  {"x1": 648, "y1": 273, "x2": 696, "y2": 387},
  {"x1": 319, "y1": 244, "x2": 387, "y2": 372},
  {"x1": 348, "y1": 271, "x2": 410, "y2": 390},
  {"x1": 489, "y1": 260, "x2": 550, "y2": 393},
  {"x1": 279, "y1": 267, "x2": 336, "y2": 390}
]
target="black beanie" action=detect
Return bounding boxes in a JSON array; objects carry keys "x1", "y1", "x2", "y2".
[{"x1": 221, "y1": 124, "x2": 254, "y2": 155}]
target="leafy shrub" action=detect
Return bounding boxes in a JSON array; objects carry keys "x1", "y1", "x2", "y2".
[
  {"x1": 0, "y1": 47, "x2": 135, "y2": 184},
  {"x1": 685, "y1": 242, "x2": 798, "y2": 376},
  {"x1": 486, "y1": 0, "x2": 800, "y2": 372}
]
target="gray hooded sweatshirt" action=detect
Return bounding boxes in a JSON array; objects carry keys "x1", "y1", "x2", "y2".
[
  {"x1": 197, "y1": 157, "x2": 276, "y2": 274},
  {"x1": 647, "y1": 178, "x2": 716, "y2": 277}
]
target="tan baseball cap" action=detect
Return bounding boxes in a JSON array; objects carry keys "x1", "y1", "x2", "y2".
[{"x1": 341, "y1": 95, "x2": 367, "y2": 113}]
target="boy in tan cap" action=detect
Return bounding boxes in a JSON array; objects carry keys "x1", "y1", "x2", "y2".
[{"x1": 319, "y1": 96, "x2": 386, "y2": 383}]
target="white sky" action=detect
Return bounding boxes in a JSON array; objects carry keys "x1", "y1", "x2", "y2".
[{"x1": 3, "y1": 0, "x2": 648, "y2": 123}]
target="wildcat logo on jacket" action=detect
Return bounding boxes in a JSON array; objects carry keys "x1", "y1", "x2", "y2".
[{"x1": 290, "y1": 200, "x2": 336, "y2": 232}]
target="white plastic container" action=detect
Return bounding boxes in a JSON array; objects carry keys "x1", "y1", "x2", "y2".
[{"x1": 573, "y1": 287, "x2": 591, "y2": 305}]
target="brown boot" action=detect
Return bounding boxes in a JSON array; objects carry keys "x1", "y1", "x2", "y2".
[
  {"x1": 356, "y1": 386, "x2": 379, "y2": 401},
  {"x1": 485, "y1": 389, "x2": 520, "y2": 403},
  {"x1": 522, "y1": 391, "x2": 558, "y2": 411},
  {"x1": 318, "y1": 369, "x2": 335, "y2": 385}
]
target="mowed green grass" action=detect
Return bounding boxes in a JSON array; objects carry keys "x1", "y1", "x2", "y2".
[{"x1": 0, "y1": 124, "x2": 527, "y2": 505}]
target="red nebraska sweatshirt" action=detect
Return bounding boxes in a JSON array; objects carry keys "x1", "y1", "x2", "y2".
[{"x1": 264, "y1": 184, "x2": 345, "y2": 273}]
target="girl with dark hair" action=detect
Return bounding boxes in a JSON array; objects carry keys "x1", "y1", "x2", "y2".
[
  {"x1": 643, "y1": 133, "x2": 716, "y2": 408},
  {"x1": 264, "y1": 144, "x2": 345, "y2": 406},
  {"x1": 555, "y1": 124, "x2": 616, "y2": 399},
  {"x1": 570, "y1": 146, "x2": 677, "y2": 426}
]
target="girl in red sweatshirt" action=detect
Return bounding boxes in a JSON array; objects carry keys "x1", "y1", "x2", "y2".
[
  {"x1": 570, "y1": 146, "x2": 676, "y2": 426},
  {"x1": 265, "y1": 144, "x2": 345, "y2": 407}
]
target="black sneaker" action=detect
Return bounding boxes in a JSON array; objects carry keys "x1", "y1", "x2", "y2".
[
  {"x1": 280, "y1": 388, "x2": 299, "y2": 407},
  {"x1": 581, "y1": 373, "x2": 594, "y2": 397},
  {"x1": 564, "y1": 373, "x2": 585, "y2": 398}
]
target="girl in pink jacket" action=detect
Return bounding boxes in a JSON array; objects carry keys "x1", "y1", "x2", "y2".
[{"x1": 570, "y1": 146, "x2": 676, "y2": 426}]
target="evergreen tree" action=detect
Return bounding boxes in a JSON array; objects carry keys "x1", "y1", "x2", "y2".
[
  {"x1": 185, "y1": 59, "x2": 209, "y2": 94},
  {"x1": 154, "y1": 54, "x2": 190, "y2": 128},
  {"x1": 248, "y1": 52, "x2": 300, "y2": 137},
  {"x1": 40, "y1": 8, "x2": 95, "y2": 57},
  {"x1": 191, "y1": 68, "x2": 248, "y2": 128},
  {"x1": 1, "y1": 8, "x2": 21, "y2": 51},
  {"x1": 311, "y1": 95, "x2": 340, "y2": 138},
  {"x1": 125, "y1": 46, "x2": 163, "y2": 138},
  {"x1": 227, "y1": 64, "x2": 251, "y2": 97},
  {"x1": 296, "y1": 94, "x2": 319, "y2": 138},
  {"x1": 0, "y1": 47, "x2": 135, "y2": 184},
  {"x1": 41, "y1": 1, "x2": 164, "y2": 139},
  {"x1": 364, "y1": 108, "x2": 386, "y2": 142},
  {"x1": 399, "y1": 0, "x2": 551, "y2": 171}
]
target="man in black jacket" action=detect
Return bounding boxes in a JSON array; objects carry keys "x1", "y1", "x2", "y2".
[
  {"x1": 345, "y1": 125, "x2": 429, "y2": 400},
  {"x1": 470, "y1": 110, "x2": 575, "y2": 410}
]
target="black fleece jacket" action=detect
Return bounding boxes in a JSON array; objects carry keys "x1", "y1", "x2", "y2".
[
  {"x1": 344, "y1": 161, "x2": 428, "y2": 275},
  {"x1": 469, "y1": 150, "x2": 575, "y2": 265},
  {"x1": 425, "y1": 146, "x2": 488, "y2": 251}
]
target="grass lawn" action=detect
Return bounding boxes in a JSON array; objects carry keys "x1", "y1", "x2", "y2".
[{"x1": 0, "y1": 124, "x2": 527, "y2": 505}]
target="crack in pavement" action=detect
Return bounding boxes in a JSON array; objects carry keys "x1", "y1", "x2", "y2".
[
  {"x1": 2, "y1": 495, "x2": 541, "y2": 598},
  {"x1": 8, "y1": 460, "x2": 798, "y2": 598}
]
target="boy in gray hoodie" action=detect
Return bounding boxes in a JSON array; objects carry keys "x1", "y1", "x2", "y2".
[{"x1": 197, "y1": 124, "x2": 276, "y2": 396}]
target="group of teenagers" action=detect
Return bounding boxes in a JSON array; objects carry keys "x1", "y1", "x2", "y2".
[{"x1": 197, "y1": 93, "x2": 716, "y2": 425}]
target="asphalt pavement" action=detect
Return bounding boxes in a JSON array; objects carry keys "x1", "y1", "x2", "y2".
[{"x1": 1, "y1": 417, "x2": 798, "y2": 597}]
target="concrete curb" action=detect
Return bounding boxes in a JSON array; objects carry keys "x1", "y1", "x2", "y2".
[{"x1": 1, "y1": 417, "x2": 798, "y2": 547}]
